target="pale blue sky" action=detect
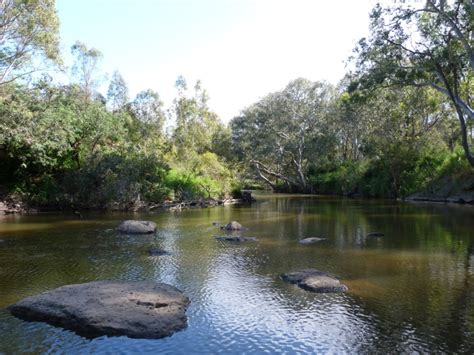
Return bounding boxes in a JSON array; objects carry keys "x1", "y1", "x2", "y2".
[{"x1": 56, "y1": 0, "x2": 376, "y2": 122}]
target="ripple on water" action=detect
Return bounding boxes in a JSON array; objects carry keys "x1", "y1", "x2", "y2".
[{"x1": 1, "y1": 201, "x2": 474, "y2": 353}]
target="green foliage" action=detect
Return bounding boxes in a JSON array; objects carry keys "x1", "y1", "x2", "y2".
[
  {"x1": 231, "y1": 78, "x2": 336, "y2": 191},
  {"x1": 308, "y1": 161, "x2": 368, "y2": 196},
  {"x1": 0, "y1": 70, "x2": 235, "y2": 208},
  {"x1": 2, "y1": 0, "x2": 471, "y2": 208},
  {"x1": 165, "y1": 152, "x2": 236, "y2": 200},
  {"x1": 307, "y1": 146, "x2": 470, "y2": 199},
  {"x1": 62, "y1": 152, "x2": 169, "y2": 209},
  {"x1": 351, "y1": 0, "x2": 474, "y2": 166},
  {"x1": 107, "y1": 70, "x2": 129, "y2": 112},
  {"x1": 0, "y1": 0, "x2": 61, "y2": 85},
  {"x1": 70, "y1": 41, "x2": 103, "y2": 102},
  {"x1": 171, "y1": 79, "x2": 223, "y2": 156}
]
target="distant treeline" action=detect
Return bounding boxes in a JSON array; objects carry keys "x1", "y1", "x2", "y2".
[{"x1": 0, "y1": 0, "x2": 472, "y2": 209}]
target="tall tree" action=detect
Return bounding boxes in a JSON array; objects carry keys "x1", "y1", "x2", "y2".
[
  {"x1": 351, "y1": 0, "x2": 474, "y2": 165},
  {"x1": 231, "y1": 78, "x2": 335, "y2": 191},
  {"x1": 70, "y1": 41, "x2": 103, "y2": 103},
  {"x1": 0, "y1": 0, "x2": 61, "y2": 85},
  {"x1": 171, "y1": 77, "x2": 221, "y2": 155},
  {"x1": 107, "y1": 70, "x2": 129, "y2": 112},
  {"x1": 131, "y1": 89, "x2": 164, "y2": 127}
]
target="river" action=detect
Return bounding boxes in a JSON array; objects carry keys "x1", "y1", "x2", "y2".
[{"x1": 1, "y1": 193, "x2": 473, "y2": 353}]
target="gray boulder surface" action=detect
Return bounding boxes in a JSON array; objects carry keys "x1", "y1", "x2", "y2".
[
  {"x1": 8, "y1": 280, "x2": 190, "y2": 339},
  {"x1": 281, "y1": 269, "x2": 348, "y2": 293},
  {"x1": 117, "y1": 220, "x2": 157, "y2": 234},
  {"x1": 221, "y1": 221, "x2": 243, "y2": 231}
]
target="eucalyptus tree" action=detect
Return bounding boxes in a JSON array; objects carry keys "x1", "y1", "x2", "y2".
[
  {"x1": 231, "y1": 78, "x2": 336, "y2": 191},
  {"x1": 70, "y1": 41, "x2": 103, "y2": 103},
  {"x1": 351, "y1": 0, "x2": 474, "y2": 165},
  {"x1": 107, "y1": 70, "x2": 129, "y2": 112},
  {"x1": 171, "y1": 77, "x2": 222, "y2": 156},
  {"x1": 0, "y1": 0, "x2": 60, "y2": 86},
  {"x1": 131, "y1": 89, "x2": 165, "y2": 127}
]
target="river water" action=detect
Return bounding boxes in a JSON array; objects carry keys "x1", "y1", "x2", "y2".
[{"x1": 0, "y1": 193, "x2": 473, "y2": 353}]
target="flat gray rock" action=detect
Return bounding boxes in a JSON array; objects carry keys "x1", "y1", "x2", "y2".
[
  {"x1": 299, "y1": 237, "x2": 326, "y2": 245},
  {"x1": 8, "y1": 280, "x2": 190, "y2": 339},
  {"x1": 117, "y1": 220, "x2": 157, "y2": 234},
  {"x1": 281, "y1": 269, "x2": 348, "y2": 293},
  {"x1": 221, "y1": 221, "x2": 243, "y2": 230}
]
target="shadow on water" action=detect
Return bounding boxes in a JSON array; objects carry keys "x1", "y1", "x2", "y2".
[{"x1": 0, "y1": 194, "x2": 473, "y2": 352}]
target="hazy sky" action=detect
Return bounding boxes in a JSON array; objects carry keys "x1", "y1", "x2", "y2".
[{"x1": 56, "y1": 0, "x2": 376, "y2": 122}]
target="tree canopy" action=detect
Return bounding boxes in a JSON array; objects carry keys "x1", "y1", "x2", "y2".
[
  {"x1": 0, "y1": 0, "x2": 60, "y2": 85},
  {"x1": 351, "y1": 0, "x2": 474, "y2": 165}
]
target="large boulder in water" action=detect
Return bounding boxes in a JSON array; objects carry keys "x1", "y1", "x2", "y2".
[
  {"x1": 8, "y1": 280, "x2": 190, "y2": 339},
  {"x1": 117, "y1": 220, "x2": 157, "y2": 234},
  {"x1": 281, "y1": 269, "x2": 348, "y2": 293},
  {"x1": 221, "y1": 221, "x2": 243, "y2": 231}
]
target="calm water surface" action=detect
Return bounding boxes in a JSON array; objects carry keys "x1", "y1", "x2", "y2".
[{"x1": 1, "y1": 193, "x2": 474, "y2": 353}]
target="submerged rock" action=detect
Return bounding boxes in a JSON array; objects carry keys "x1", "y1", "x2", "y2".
[
  {"x1": 221, "y1": 221, "x2": 243, "y2": 231},
  {"x1": 8, "y1": 280, "x2": 189, "y2": 339},
  {"x1": 281, "y1": 269, "x2": 348, "y2": 293},
  {"x1": 117, "y1": 220, "x2": 157, "y2": 234},
  {"x1": 148, "y1": 248, "x2": 170, "y2": 256},
  {"x1": 366, "y1": 232, "x2": 384, "y2": 237},
  {"x1": 299, "y1": 237, "x2": 326, "y2": 245},
  {"x1": 214, "y1": 235, "x2": 257, "y2": 242}
]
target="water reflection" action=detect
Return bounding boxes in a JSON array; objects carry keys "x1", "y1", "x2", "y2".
[{"x1": 0, "y1": 195, "x2": 473, "y2": 352}]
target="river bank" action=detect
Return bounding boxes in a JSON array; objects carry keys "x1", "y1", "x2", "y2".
[
  {"x1": 405, "y1": 174, "x2": 474, "y2": 204},
  {"x1": 0, "y1": 191, "x2": 255, "y2": 215}
]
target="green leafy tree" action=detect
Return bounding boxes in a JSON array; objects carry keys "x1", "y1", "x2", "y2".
[
  {"x1": 131, "y1": 89, "x2": 165, "y2": 127},
  {"x1": 352, "y1": 0, "x2": 474, "y2": 165},
  {"x1": 231, "y1": 78, "x2": 335, "y2": 191},
  {"x1": 0, "y1": 0, "x2": 61, "y2": 85},
  {"x1": 70, "y1": 41, "x2": 103, "y2": 103},
  {"x1": 107, "y1": 70, "x2": 129, "y2": 112},
  {"x1": 171, "y1": 77, "x2": 222, "y2": 156}
]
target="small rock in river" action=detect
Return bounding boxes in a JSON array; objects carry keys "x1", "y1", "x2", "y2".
[
  {"x1": 281, "y1": 269, "x2": 348, "y2": 293},
  {"x1": 8, "y1": 280, "x2": 190, "y2": 339},
  {"x1": 221, "y1": 221, "x2": 244, "y2": 231},
  {"x1": 116, "y1": 220, "x2": 157, "y2": 234},
  {"x1": 299, "y1": 237, "x2": 326, "y2": 245},
  {"x1": 215, "y1": 235, "x2": 257, "y2": 242},
  {"x1": 366, "y1": 232, "x2": 384, "y2": 237},
  {"x1": 148, "y1": 248, "x2": 170, "y2": 256}
]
